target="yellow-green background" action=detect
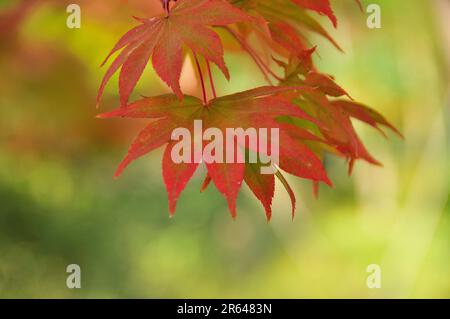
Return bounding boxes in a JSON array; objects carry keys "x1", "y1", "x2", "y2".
[{"x1": 0, "y1": 0, "x2": 448, "y2": 298}]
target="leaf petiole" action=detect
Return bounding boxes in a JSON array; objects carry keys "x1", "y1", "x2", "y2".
[
  {"x1": 206, "y1": 61, "x2": 217, "y2": 99},
  {"x1": 193, "y1": 52, "x2": 208, "y2": 105}
]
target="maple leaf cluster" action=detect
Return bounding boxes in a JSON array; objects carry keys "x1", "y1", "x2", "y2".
[{"x1": 97, "y1": 0, "x2": 401, "y2": 220}]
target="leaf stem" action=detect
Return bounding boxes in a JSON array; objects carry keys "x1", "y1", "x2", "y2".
[
  {"x1": 162, "y1": 0, "x2": 172, "y2": 17},
  {"x1": 206, "y1": 60, "x2": 217, "y2": 99},
  {"x1": 193, "y1": 52, "x2": 208, "y2": 105}
]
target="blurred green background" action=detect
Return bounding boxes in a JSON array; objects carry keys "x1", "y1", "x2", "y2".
[{"x1": 0, "y1": 0, "x2": 448, "y2": 298}]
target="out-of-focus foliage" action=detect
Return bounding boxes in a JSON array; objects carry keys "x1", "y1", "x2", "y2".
[{"x1": 0, "y1": 0, "x2": 448, "y2": 298}]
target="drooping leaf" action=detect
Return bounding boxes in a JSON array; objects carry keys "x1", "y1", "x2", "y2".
[
  {"x1": 301, "y1": 91, "x2": 382, "y2": 173},
  {"x1": 304, "y1": 71, "x2": 350, "y2": 98},
  {"x1": 244, "y1": 162, "x2": 275, "y2": 221},
  {"x1": 331, "y1": 100, "x2": 403, "y2": 138},
  {"x1": 275, "y1": 56, "x2": 400, "y2": 173},
  {"x1": 231, "y1": 0, "x2": 343, "y2": 53},
  {"x1": 275, "y1": 170, "x2": 296, "y2": 219},
  {"x1": 291, "y1": 0, "x2": 337, "y2": 27}
]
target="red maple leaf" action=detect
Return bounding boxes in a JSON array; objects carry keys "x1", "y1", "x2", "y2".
[
  {"x1": 97, "y1": 0, "x2": 250, "y2": 107},
  {"x1": 98, "y1": 87, "x2": 333, "y2": 220}
]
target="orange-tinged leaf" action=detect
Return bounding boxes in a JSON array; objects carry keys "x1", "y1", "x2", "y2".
[
  {"x1": 269, "y1": 21, "x2": 308, "y2": 57},
  {"x1": 163, "y1": 142, "x2": 199, "y2": 215},
  {"x1": 303, "y1": 92, "x2": 382, "y2": 170},
  {"x1": 304, "y1": 71, "x2": 350, "y2": 98}
]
